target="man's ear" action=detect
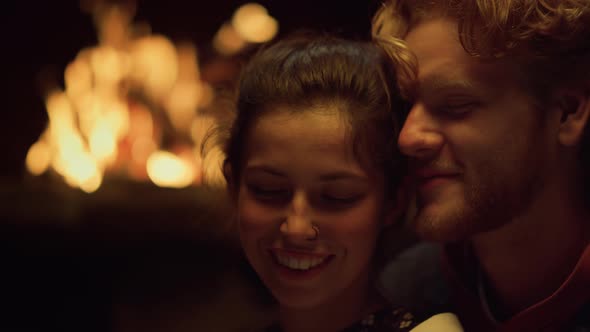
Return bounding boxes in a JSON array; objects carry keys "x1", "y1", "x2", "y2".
[
  {"x1": 383, "y1": 185, "x2": 407, "y2": 228},
  {"x1": 557, "y1": 92, "x2": 590, "y2": 147}
]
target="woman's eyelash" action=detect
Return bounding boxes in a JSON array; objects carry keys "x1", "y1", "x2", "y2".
[
  {"x1": 321, "y1": 194, "x2": 362, "y2": 204},
  {"x1": 246, "y1": 184, "x2": 364, "y2": 207},
  {"x1": 247, "y1": 185, "x2": 289, "y2": 196}
]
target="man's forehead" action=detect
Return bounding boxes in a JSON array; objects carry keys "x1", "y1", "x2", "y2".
[
  {"x1": 415, "y1": 63, "x2": 523, "y2": 102},
  {"x1": 405, "y1": 18, "x2": 523, "y2": 97}
]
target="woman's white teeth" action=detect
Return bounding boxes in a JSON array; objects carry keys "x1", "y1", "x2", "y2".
[{"x1": 275, "y1": 254, "x2": 326, "y2": 270}]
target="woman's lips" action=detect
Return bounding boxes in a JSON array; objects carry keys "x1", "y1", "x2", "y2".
[{"x1": 268, "y1": 248, "x2": 335, "y2": 280}]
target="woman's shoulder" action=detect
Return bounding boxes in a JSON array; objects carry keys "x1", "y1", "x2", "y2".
[
  {"x1": 342, "y1": 306, "x2": 419, "y2": 332},
  {"x1": 261, "y1": 306, "x2": 420, "y2": 332},
  {"x1": 345, "y1": 307, "x2": 465, "y2": 332},
  {"x1": 261, "y1": 305, "x2": 464, "y2": 332}
]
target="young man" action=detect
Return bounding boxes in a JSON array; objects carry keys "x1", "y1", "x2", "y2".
[{"x1": 372, "y1": 1, "x2": 590, "y2": 331}]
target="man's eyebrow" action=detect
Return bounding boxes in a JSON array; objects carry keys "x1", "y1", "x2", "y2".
[{"x1": 418, "y1": 74, "x2": 478, "y2": 97}]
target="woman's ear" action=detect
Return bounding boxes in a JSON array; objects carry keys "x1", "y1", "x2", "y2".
[
  {"x1": 557, "y1": 92, "x2": 590, "y2": 147},
  {"x1": 223, "y1": 161, "x2": 236, "y2": 197},
  {"x1": 383, "y1": 185, "x2": 407, "y2": 228},
  {"x1": 223, "y1": 160, "x2": 232, "y2": 182}
]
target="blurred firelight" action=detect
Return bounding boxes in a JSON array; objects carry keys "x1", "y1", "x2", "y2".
[
  {"x1": 213, "y1": 3, "x2": 278, "y2": 55},
  {"x1": 232, "y1": 3, "x2": 278, "y2": 43},
  {"x1": 146, "y1": 151, "x2": 195, "y2": 188},
  {"x1": 25, "y1": 141, "x2": 51, "y2": 176},
  {"x1": 26, "y1": 2, "x2": 278, "y2": 192},
  {"x1": 213, "y1": 23, "x2": 246, "y2": 56}
]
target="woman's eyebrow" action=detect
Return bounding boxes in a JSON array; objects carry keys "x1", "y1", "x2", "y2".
[
  {"x1": 243, "y1": 165, "x2": 286, "y2": 177},
  {"x1": 318, "y1": 172, "x2": 369, "y2": 182}
]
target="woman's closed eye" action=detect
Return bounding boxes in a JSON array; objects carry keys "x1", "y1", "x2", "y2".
[
  {"x1": 318, "y1": 192, "x2": 365, "y2": 208},
  {"x1": 247, "y1": 184, "x2": 291, "y2": 202}
]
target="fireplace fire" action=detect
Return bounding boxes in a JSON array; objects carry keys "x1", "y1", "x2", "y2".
[{"x1": 25, "y1": 1, "x2": 278, "y2": 193}]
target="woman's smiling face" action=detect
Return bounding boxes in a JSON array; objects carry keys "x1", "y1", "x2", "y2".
[{"x1": 236, "y1": 104, "x2": 392, "y2": 309}]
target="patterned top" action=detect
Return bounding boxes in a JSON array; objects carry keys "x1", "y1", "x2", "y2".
[
  {"x1": 342, "y1": 307, "x2": 418, "y2": 332},
  {"x1": 264, "y1": 307, "x2": 418, "y2": 332}
]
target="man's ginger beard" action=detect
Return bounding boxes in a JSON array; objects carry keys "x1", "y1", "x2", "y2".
[{"x1": 412, "y1": 138, "x2": 547, "y2": 243}]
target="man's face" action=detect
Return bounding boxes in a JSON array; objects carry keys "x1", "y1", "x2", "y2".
[{"x1": 400, "y1": 18, "x2": 558, "y2": 241}]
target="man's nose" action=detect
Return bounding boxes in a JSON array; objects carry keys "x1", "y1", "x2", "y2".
[
  {"x1": 398, "y1": 103, "x2": 444, "y2": 159},
  {"x1": 280, "y1": 191, "x2": 317, "y2": 241}
]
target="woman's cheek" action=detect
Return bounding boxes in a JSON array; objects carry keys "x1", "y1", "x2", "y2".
[
  {"x1": 328, "y1": 201, "x2": 382, "y2": 235},
  {"x1": 238, "y1": 198, "x2": 278, "y2": 234}
]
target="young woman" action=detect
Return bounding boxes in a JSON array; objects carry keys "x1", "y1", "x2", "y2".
[{"x1": 218, "y1": 34, "x2": 461, "y2": 332}]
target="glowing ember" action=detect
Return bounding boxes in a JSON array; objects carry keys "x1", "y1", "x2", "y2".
[
  {"x1": 88, "y1": 117, "x2": 118, "y2": 165},
  {"x1": 213, "y1": 23, "x2": 247, "y2": 56},
  {"x1": 26, "y1": 141, "x2": 51, "y2": 176},
  {"x1": 232, "y1": 3, "x2": 278, "y2": 43},
  {"x1": 62, "y1": 151, "x2": 103, "y2": 193},
  {"x1": 129, "y1": 35, "x2": 178, "y2": 100},
  {"x1": 214, "y1": 3, "x2": 278, "y2": 55},
  {"x1": 146, "y1": 151, "x2": 195, "y2": 188}
]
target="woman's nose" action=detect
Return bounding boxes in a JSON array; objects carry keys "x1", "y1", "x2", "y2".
[{"x1": 280, "y1": 191, "x2": 317, "y2": 241}]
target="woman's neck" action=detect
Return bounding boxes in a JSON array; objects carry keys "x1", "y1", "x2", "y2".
[{"x1": 278, "y1": 273, "x2": 382, "y2": 332}]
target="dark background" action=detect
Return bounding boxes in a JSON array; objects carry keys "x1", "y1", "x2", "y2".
[{"x1": 1, "y1": 1, "x2": 388, "y2": 332}]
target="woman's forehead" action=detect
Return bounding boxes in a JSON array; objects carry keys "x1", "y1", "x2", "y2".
[
  {"x1": 244, "y1": 108, "x2": 391, "y2": 184},
  {"x1": 249, "y1": 109, "x2": 349, "y2": 150}
]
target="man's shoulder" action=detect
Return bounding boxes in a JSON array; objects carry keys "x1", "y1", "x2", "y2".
[
  {"x1": 572, "y1": 301, "x2": 590, "y2": 331},
  {"x1": 377, "y1": 242, "x2": 452, "y2": 315}
]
